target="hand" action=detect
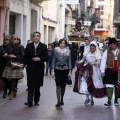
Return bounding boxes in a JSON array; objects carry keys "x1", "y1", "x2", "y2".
[
  {"x1": 25, "y1": 65, "x2": 27, "y2": 68},
  {"x1": 3, "y1": 53, "x2": 8, "y2": 57},
  {"x1": 32, "y1": 57, "x2": 40, "y2": 61},
  {"x1": 101, "y1": 72, "x2": 105, "y2": 77},
  {"x1": 11, "y1": 54, "x2": 16, "y2": 58},
  {"x1": 77, "y1": 61, "x2": 82, "y2": 64},
  {"x1": 20, "y1": 64, "x2": 24, "y2": 68},
  {"x1": 9, "y1": 54, "x2": 16, "y2": 58},
  {"x1": 51, "y1": 69, "x2": 55, "y2": 77},
  {"x1": 8, "y1": 54, "x2": 12, "y2": 58},
  {"x1": 68, "y1": 71, "x2": 71, "y2": 77},
  {"x1": 90, "y1": 62, "x2": 94, "y2": 66}
]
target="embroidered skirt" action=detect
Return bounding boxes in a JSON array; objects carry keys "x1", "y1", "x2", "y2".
[
  {"x1": 103, "y1": 68, "x2": 118, "y2": 85},
  {"x1": 2, "y1": 66, "x2": 24, "y2": 79}
]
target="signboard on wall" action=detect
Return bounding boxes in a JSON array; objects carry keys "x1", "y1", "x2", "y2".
[
  {"x1": 95, "y1": 8, "x2": 100, "y2": 23},
  {"x1": 63, "y1": 0, "x2": 79, "y2": 4}
]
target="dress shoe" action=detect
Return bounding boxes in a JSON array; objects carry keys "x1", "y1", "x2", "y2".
[
  {"x1": 24, "y1": 102, "x2": 33, "y2": 107},
  {"x1": 3, "y1": 93, "x2": 7, "y2": 98},
  {"x1": 90, "y1": 100, "x2": 94, "y2": 105},
  {"x1": 60, "y1": 102, "x2": 64, "y2": 106},
  {"x1": 104, "y1": 101, "x2": 111, "y2": 106},
  {"x1": 55, "y1": 102, "x2": 61, "y2": 108},
  {"x1": 114, "y1": 102, "x2": 119, "y2": 106},
  {"x1": 34, "y1": 103, "x2": 39, "y2": 106}
]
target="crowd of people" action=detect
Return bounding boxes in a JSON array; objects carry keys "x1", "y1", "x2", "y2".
[
  {"x1": 74, "y1": 37, "x2": 120, "y2": 107},
  {"x1": 0, "y1": 32, "x2": 120, "y2": 108}
]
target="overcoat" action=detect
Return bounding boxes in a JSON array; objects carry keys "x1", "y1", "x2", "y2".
[
  {"x1": 0, "y1": 46, "x2": 6, "y2": 78},
  {"x1": 25, "y1": 42, "x2": 48, "y2": 87}
]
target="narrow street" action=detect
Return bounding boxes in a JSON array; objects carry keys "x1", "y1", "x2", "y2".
[{"x1": 0, "y1": 70, "x2": 120, "y2": 120}]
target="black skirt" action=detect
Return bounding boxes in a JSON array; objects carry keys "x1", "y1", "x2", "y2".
[
  {"x1": 55, "y1": 69, "x2": 69, "y2": 88},
  {"x1": 103, "y1": 68, "x2": 118, "y2": 85}
]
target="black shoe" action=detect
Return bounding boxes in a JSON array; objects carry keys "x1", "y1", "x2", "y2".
[
  {"x1": 24, "y1": 102, "x2": 28, "y2": 105},
  {"x1": 24, "y1": 102, "x2": 33, "y2": 107},
  {"x1": 34, "y1": 102, "x2": 39, "y2": 106},
  {"x1": 90, "y1": 100, "x2": 94, "y2": 106},
  {"x1": 3, "y1": 93, "x2": 7, "y2": 98},
  {"x1": 114, "y1": 102, "x2": 119, "y2": 106},
  {"x1": 60, "y1": 102, "x2": 64, "y2": 106},
  {"x1": 104, "y1": 101, "x2": 111, "y2": 106},
  {"x1": 26, "y1": 88, "x2": 28, "y2": 91},
  {"x1": 55, "y1": 102, "x2": 61, "y2": 108}
]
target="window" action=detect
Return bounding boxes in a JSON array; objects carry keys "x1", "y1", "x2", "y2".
[
  {"x1": 101, "y1": 11, "x2": 104, "y2": 15},
  {"x1": 98, "y1": 6, "x2": 104, "y2": 15},
  {"x1": 97, "y1": 19, "x2": 103, "y2": 29},
  {"x1": 97, "y1": 25, "x2": 103, "y2": 28}
]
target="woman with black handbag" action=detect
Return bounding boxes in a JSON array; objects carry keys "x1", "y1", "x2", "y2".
[
  {"x1": 51, "y1": 39, "x2": 72, "y2": 108},
  {"x1": 2, "y1": 34, "x2": 24, "y2": 100}
]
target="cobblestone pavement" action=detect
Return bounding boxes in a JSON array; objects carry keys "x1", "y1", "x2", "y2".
[{"x1": 0, "y1": 70, "x2": 120, "y2": 120}]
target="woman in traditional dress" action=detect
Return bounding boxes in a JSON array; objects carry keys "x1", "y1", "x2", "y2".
[{"x1": 73, "y1": 41, "x2": 106, "y2": 105}]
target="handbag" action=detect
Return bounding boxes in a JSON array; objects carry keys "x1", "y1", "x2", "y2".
[{"x1": 67, "y1": 77, "x2": 72, "y2": 85}]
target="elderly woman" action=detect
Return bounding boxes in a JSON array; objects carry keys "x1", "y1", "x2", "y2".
[
  {"x1": 73, "y1": 41, "x2": 106, "y2": 105},
  {"x1": 52, "y1": 39, "x2": 72, "y2": 108},
  {"x1": 2, "y1": 35, "x2": 24, "y2": 100}
]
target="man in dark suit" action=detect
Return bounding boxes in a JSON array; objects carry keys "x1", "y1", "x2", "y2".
[{"x1": 24, "y1": 31, "x2": 48, "y2": 107}]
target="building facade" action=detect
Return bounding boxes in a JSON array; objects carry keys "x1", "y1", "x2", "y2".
[
  {"x1": 94, "y1": 0, "x2": 114, "y2": 39},
  {"x1": 113, "y1": 0, "x2": 120, "y2": 39},
  {"x1": 0, "y1": 0, "x2": 72, "y2": 46},
  {"x1": 41, "y1": 0, "x2": 72, "y2": 45},
  {"x1": 5, "y1": 0, "x2": 44, "y2": 46},
  {"x1": 0, "y1": 0, "x2": 49, "y2": 46}
]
